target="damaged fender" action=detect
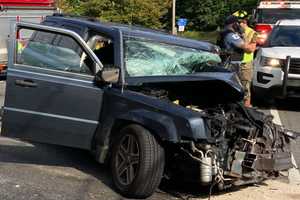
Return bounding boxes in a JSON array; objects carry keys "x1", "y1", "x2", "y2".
[{"x1": 117, "y1": 109, "x2": 179, "y2": 142}]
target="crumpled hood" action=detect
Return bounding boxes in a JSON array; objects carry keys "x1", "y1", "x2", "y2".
[
  {"x1": 127, "y1": 72, "x2": 244, "y2": 105},
  {"x1": 261, "y1": 47, "x2": 300, "y2": 59}
]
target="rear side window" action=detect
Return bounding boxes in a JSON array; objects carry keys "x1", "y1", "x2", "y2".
[
  {"x1": 55, "y1": 24, "x2": 86, "y2": 54},
  {"x1": 32, "y1": 31, "x2": 57, "y2": 44},
  {"x1": 16, "y1": 28, "x2": 93, "y2": 75},
  {"x1": 32, "y1": 21, "x2": 58, "y2": 44},
  {"x1": 56, "y1": 35, "x2": 81, "y2": 53}
]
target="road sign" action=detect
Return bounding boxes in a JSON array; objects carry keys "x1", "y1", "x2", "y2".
[
  {"x1": 177, "y1": 18, "x2": 187, "y2": 32},
  {"x1": 178, "y1": 26, "x2": 185, "y2": 32},
  {"x1": 177, "y1": 18, "x2": 187, "y2": 27}
]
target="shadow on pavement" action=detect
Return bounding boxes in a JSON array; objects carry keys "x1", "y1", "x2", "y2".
[
  {"x1": 157, "y1": 178, "x2": 269, "y2": 200},
  {"x1": 275, "y1": 98, "x2": 300, "y2": 111},
  {"x1": 0, "y1": 138, "x2": 115, "y2": 192},
  {"x1": 0, "y1": 137, "x2": 265, "y2": 200},
  {"x1": 253, "y1": 98, "x2": 300, "y2": 112}
]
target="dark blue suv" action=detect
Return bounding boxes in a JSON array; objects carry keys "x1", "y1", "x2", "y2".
[{"x1": 1, "y1": 15, "x2": 295, "y2": 198}]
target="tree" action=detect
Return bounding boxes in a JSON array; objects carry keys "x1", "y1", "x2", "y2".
[
  {"x1": 59, "y1": 0, "x2": 259, "y2": 31},
  {"x1": 59, "y1": 0, "x2": 83, "y2": 14},
  {"x1": 176, "y1": 0, "x2": 259, "y2": 31},
  {"x1": 177, "y1": 0, "x2": 226, "y2": 31},
  {"x1": 60, "y1": 0, "x2": 172, "y2": 29}
]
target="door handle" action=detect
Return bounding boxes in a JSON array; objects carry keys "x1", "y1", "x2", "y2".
[{"x1": 15, "y1": 79, "x2": 37, "y2": 88}]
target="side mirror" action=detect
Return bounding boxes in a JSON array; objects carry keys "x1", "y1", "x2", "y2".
[
  {"x1": 251, "y1": 9, "x2": 257, "y2": 24},
  {"x1": 96, "y1": 67, "x2": 120, "y2": 84},
  {"x1": 252, "y1": 9, "x2": 256, "y2": 17}
]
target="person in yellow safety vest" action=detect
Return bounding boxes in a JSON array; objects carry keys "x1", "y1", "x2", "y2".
[{"x1": 233, "y1": 10, "x2": 257, "y2": 107}]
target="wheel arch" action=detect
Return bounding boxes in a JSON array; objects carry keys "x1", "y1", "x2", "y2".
[
  {"x1": 94, "y1": 109, "x2": 179, "y2": 163},
  {"x1": 112, "y1": 110, "x2": 179, "y2": 141}
]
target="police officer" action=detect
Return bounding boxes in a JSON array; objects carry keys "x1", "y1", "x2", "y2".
[
  {"x1": 233, "y1": 10, "x2": 257, "y2": 107},
  {"x1": 218, "y1": 15, "x2": 256, "y2": 107}
]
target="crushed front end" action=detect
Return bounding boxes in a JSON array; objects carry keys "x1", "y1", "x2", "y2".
[
  {"x1": 128, "y1": 73, "x2": 297, "y2": 189},
  {"x1": 167, "y1": 103, "x2": 295, "y2": 189}
]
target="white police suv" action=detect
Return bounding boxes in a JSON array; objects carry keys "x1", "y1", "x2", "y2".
[{"x1": 253, "y1": 19, "x2": 300, "y2": 100}]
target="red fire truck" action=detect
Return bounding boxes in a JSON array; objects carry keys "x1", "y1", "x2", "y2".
[
  {"x1": 254, "y1": 1, "x2": 300, "y2": 45},
  {"x1": 0, "y1": 0, "x2": 58, "y2": 75}
]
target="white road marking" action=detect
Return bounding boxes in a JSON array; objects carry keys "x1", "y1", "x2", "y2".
[
  {"x1": 291, "y1": 154, "x2": 298, "y2": 169},
  {"x1": 270, "y1": 108, "x2": 300, "y2": 184},
  {"x1": 270, "y1": 109, "x2": 282, "y2": 125}
]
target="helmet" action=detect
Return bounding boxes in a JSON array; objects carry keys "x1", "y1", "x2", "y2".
[
  {"x1": 224, "y1": 15, "x2": 239, "y2": 25},
  {"x1": 232, "y1": 10, "x2": 248, "y2": 20}
]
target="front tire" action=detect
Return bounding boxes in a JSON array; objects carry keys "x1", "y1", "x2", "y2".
[{"x1": 111, "y1": 124, "x2": 165, "y2": 198}]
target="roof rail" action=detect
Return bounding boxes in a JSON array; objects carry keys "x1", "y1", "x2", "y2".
[{"x1": 51, "y1": 13, "x2": 100, "y2": 23}]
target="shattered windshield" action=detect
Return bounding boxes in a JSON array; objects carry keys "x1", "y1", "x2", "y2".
[{"x1": 124, "y1": 38, "x2": 221, "y2": 77}]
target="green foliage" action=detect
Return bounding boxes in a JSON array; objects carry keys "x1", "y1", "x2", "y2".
[
  {"x1": 226, "y1": 0, "x2": 259, "y2": 13},
  {"x1": 181, "y1": 31, "x2": 219, "y2": 43},
  {"x1": 59, "y1": 0, "x2": 259, "y2": 31},
  {"x1": 177, "y1": 0, "x2": 259, "y2": 31},
  {"x1": 176, "y1": 0, "x2": 226, "y2": 31},
  {"x1": 60, "y1": 0, "x2": 172, "y2": 29}
]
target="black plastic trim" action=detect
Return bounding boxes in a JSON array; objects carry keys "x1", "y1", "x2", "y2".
[{"x1": 257, "y1": 71, "x2": 273, "y2": 84}]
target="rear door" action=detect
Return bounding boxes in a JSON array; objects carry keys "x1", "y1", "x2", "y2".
[{"x1": 1, "y1": 22, "x2": 106, "y2": 149}]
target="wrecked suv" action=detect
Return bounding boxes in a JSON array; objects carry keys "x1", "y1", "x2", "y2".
[{"x1": 1, "y1": 16, "x2": 297, "y2": 198}]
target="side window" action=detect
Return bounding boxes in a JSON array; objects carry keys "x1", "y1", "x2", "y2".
[
  {"x1": 86, "y1": 33, "x2": 114, "y2": 68},
  {"x1": 16, "y1": 28, "x2": 93, "y2": 75},
  {"x1": 54, "y1": 24, "x2": 85, "y2": 54}
]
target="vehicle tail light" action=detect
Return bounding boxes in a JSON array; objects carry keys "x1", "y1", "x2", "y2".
[
  {"x1": 255, "y1": 24, "x2": 273, "y2": 45},
  {"x1": 0, "y1": 64, "x2": 7, "y2": 72},
  {"x1": 16, "y1": 16, "x2": 21, "y2": 40},
  {"x1": 16, "y1": 30, "x2": 20, "y2": 40},
  {"x1": 255, "y1": 24, "x2": 273, "y2": 34}
]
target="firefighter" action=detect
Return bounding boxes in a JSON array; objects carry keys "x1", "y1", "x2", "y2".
[
  {"x1": 233, "y1": 10, "x2": 257, "y2": 107},
  {"x1": 217, "y1": 15, "x2": 256, "y2": 107}
]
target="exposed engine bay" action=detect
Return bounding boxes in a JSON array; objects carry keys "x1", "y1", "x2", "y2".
[
  {"x1": 132, "y1": 82, "x2": 298, "y2": 189},
  {"x1": 177, "y1": 103, "x2": 294, "y2": 189}
]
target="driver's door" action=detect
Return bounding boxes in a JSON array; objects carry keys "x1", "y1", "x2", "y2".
[{"x1": 1, "y1": 23, "x2": 106, "y2": 149}]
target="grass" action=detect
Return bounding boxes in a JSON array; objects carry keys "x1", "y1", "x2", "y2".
[{"x1": 179, "y1": 31, "x2": 219, "y2": 44}]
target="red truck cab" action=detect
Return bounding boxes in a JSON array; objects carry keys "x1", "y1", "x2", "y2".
[{"x1": 0, "y1": 0, "x2": 55, "y2": 7}]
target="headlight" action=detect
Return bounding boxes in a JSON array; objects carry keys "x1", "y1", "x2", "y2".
[
  {"x1": 260, "y1": 56, "x2": 284, "y2": 68},
  {"x1": 269, "y1": 58, "x2": 280, "y2": 66}
]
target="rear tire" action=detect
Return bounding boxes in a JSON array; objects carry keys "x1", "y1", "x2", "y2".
[{"x1": 111, "y1": 124, "x2": 165, "y2": 198}]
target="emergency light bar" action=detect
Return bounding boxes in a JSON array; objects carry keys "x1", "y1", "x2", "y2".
[{"x1": 259, "y1": 1, "x2": 300, "y2": 9}]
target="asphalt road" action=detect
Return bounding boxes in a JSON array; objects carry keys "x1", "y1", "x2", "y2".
[
  {"x1": 260, "y1": 100, "x2": 300, "y2": 170},
  {"x1": 0, "y1": 81, "x2": 299, "y2": 200}
]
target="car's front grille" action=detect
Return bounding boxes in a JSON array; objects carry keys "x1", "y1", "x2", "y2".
[{"x1": 289, "y1": 58, "x2": 300, "y2": 74}]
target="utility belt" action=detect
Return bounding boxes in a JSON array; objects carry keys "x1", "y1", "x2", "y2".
[
  {"x1": 220, "y1": 50, "x2": 251, "y2": 76},
  {"x1": 220, "y1": 50, "x2": 243, "y2": 63}
]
